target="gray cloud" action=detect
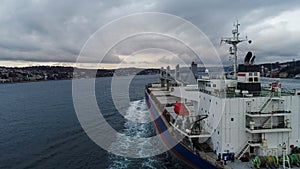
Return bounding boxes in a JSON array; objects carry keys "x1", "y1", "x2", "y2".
[{"x1": 0, "y1": 0, "x2": 299, "y2": 66}]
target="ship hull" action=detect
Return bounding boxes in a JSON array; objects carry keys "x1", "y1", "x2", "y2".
[{"x1": 145, "y1": 91, "x2": 218, "y2": 169}]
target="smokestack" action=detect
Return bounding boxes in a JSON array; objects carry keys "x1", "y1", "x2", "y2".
[{"x1": 191, "y1": 61, "x2": 198, "y2": 79}]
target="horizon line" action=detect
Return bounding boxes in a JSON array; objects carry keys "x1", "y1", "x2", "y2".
[{"x1": 0, "y1": 59, "x2": 298, "y2": 70}]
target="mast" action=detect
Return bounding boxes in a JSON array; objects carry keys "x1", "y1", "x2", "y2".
[{"x1": 221, "y1": 21, "x2": 248, "y2": 79}]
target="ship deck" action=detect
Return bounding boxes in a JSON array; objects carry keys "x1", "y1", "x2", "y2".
[
  {"x1": 147, "y1": 83, "x2": 300, "y2": 169},
  {"x1": 147, "y1": 84, "x2": 253, "y2": 169}
]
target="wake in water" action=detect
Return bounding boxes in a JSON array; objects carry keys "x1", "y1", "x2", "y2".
[{"x1": 107, "y1": 99, "x2": 166, "y2": 169}]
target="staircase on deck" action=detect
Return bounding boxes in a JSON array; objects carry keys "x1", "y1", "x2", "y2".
[{"x1": 236, "y1": 141, "x2": 250, "y2": 159}]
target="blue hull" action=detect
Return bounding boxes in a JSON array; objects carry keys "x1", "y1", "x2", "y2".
[{"x1": 145, "y1": 91, "x2": 218, "y2": 169}]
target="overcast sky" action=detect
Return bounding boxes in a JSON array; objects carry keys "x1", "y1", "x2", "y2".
[{"x1": 1, "y1": 0, "x2": 300, "y2": 68}]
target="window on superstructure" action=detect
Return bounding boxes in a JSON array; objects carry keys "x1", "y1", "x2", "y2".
[
  {"x1": 249, "y1": 77, "x2": 253, "y2": 82},
  {"x1": 254, "y1": 77, "x2": 258, "y2": 82}
]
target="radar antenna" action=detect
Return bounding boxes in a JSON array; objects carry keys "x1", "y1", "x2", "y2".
[{"x1": 220, "y1": 21, "x2": 249, "y2": 79}]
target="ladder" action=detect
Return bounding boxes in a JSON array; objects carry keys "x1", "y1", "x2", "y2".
[
  {"x1": 261, "y1": 116, "x2": 272, "y2": 129},
  {"x1": 237, "y1": 142, "x2": 250, "y2": 159},
  {"x1": 258, "y1": 93, "x2": 273, "y2": 113}
]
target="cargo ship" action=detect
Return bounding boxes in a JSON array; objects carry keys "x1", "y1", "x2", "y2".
[{"x1": 145, "y1": 21, "x2": 300, "y2": 169}]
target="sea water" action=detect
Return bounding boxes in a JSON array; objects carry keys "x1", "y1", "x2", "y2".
[{"x1": 0, "y1": 75, "x2": 189, "y2": 169}]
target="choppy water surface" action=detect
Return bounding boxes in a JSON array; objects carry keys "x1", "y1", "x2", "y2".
[{"x1": 0, "y1": 75, "x2": 189, "y2": 169}]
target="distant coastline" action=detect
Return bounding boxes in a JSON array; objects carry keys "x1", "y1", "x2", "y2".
[
  {"x1": 0, "y1": 59, "x2": 299, "y2": 84},
  {"x1": 0, "y1": 66, "x2": 160, "y2": 84},
  {"x1": 258, "y1": 60, "x2": 300, "y2": 78},
  {"x1": 225, "y1": 60, "x2": 300, "y2": 79}
]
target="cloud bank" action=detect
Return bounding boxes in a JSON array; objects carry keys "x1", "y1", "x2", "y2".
[{"x1": 0, "y1": 0, "x2": 299, "y2": 67}]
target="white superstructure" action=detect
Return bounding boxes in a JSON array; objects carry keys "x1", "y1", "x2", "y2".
[{"x1": 161, "y1": 21, "x2": 300, "y2": 168}]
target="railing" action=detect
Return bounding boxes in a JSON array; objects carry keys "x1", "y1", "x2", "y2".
[
  {"x1": 248, "y1": 140, "x2": 262, "y2": 144},
  {"x1": 245, "y1": 124, "x2": 291, "y2": 131},
  {"x1": 246, "y1": 110, "x2": 291, "y2": 115},
  {"x1": 199, "y1": 89, "x2": 295, "y2": 98}
]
